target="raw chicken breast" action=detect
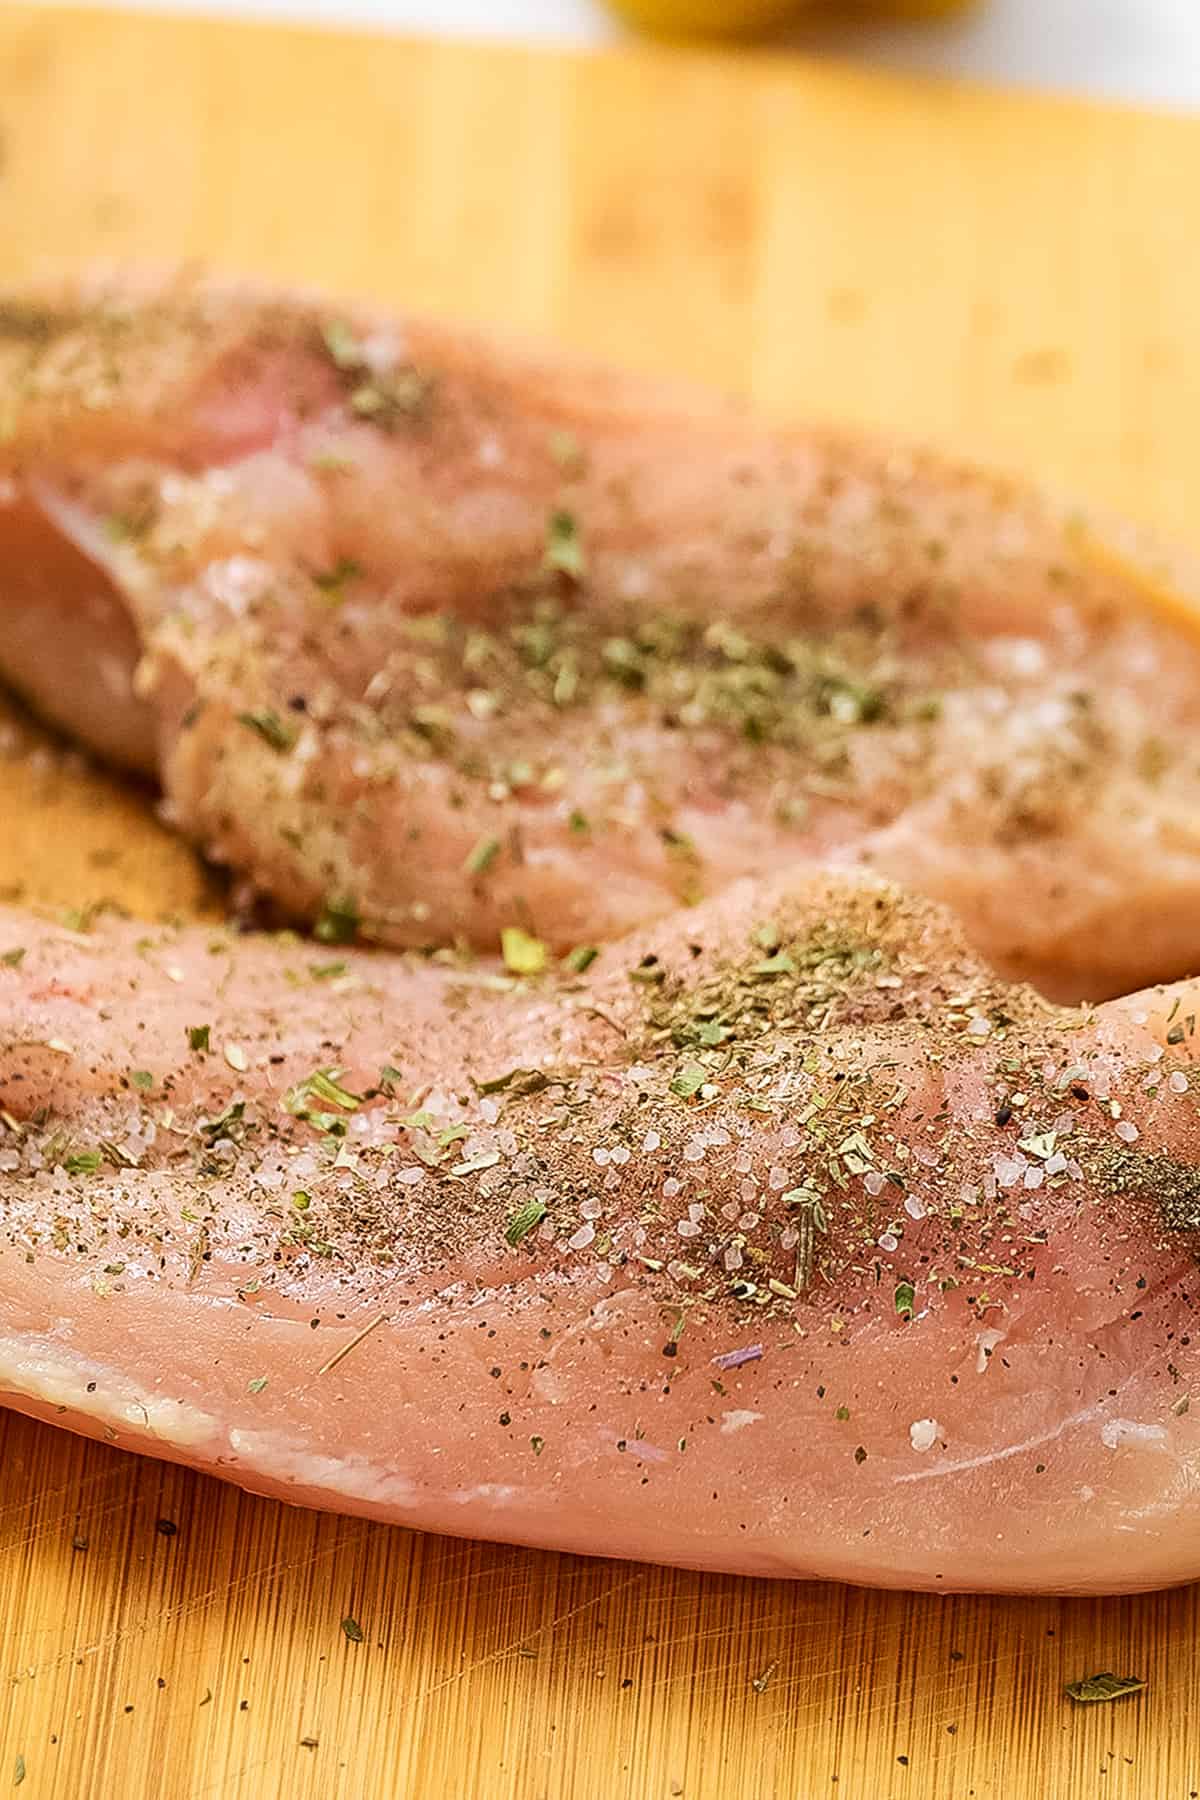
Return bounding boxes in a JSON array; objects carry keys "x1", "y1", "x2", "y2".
[
  {"x1": 2, "y1": 272, "x2": 1200, "y2": 999},
  {"x1": 1, "y1": 871, "x2": 1199, "y2": 1593}
]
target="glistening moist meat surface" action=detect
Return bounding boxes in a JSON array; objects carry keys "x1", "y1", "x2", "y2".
[
  {"x1": 5, "y1": 272, "x2": 1200, "y2": 1592},
  {"x1": 2, "y1": 871, "x2": 1200, "y2": 1593},
  {"x1": 2, "y1": 273, "x2": 1200, "y2": 998}
]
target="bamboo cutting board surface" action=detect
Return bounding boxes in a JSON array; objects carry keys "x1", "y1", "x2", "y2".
[{"x1": 2, "y1": 7, "x2": 1200, "y2": 1796}]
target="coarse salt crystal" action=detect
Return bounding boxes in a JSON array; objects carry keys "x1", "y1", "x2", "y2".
[
  {"x1": 878, "y1": 1231, "x2": 899, "y2": 1253},
  {"x1": 567, "y1": 1223, "x2": 595, "y2": 1252},
  {"x1": 642, "y1": 1130, "x2": 662, "y2": 1153},
  {"x1": 592, "y1": 1147, "x2": 610, "y2": 1166},
  {"x1": 610, "y1": 1145, "x2": 631, "y2": 1166},
  {"x1": 724, "y1": 1244, "x2": 743, "y2": 1272},
  {"x1": 1147, "y1": 1045, "x2": 1164, "y2": 1063},
  {"x1": 1044, "y1": 1152, "x2": 1068, "y2": 1176},
  {"x1": 580, "y1": 1197, "x2": 602, "y2": 1220},
  {"x1": 684, "y1": 1142, "x2": 706, "y2": 1164},
  {"x1": 677, "y1": 1219, "x2": 701, "y2": 1238},
  {"x1": 768, "y1": 1166, "x2": 788, "y2": 1191},
  {"x1": 398, "y1": 1165, "x2": 425, "y2": 1186},
  {"x1": 688, "y1": 1202, "x2": 706, "y2": 1223},
  {"x1": 1170, "y1": 1072, "x2": 1190, "y2": 1093},
  {"x1": 864, "y1": 1171, "x2": 886, "y2": 1197},
  {"x1": 904, "y1": 1194, "x2": 928, "y2": 1221},
  {"x1": 663, "y1": 1177, "x2": 681, "y2": 1198},
  {"x1": 1023, "y1": 1165, "x2": 1044, "y2": 1189},
  {"x1": 1115, "y1": 1120, "x2": 1139, "y2": 1143},
  {"x1": 223, "y1": 1042, "x2": 247, "y2": 1072},
  {"x1": 909, "y1": 1419, "x2": 940, "y2": 1453}
]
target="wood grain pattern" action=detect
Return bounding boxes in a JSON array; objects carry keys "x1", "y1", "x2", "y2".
[{"x1": 0, "y1": 8, "x2": 1199, "y2": 1795}]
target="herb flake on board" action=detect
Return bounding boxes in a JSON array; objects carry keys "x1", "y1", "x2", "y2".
[{"x1": 1064, "y1": 1673, "x2": 1146, "y2": 1705}]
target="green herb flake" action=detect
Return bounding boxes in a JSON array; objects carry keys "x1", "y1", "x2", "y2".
[
  {"x1": 61, "y1": 903, "x2": 99, "y2": 933},
  {"x1": 894, "y1": 1280, "x2": 916, "y2": 1318},
  {"x1": 752, "y1": 953, "x2": 796, "y2": 978},
  {"x1": 238, "y1": 709, "x2": 296, "y2": 753},
  {"x1": 549, "y1": 429, "x2": 584, "y2": 474},
  {"x1": 349, "y1": 371, "x2": 431, "y2": 426},
  {"x1": 835, "y1": 1405, "x2": 850, "y2": 1422},
  {"x1": 312, "y1": 556, "x2": 363, "y2": 603},
  {"x1": 465, "y1": 835, "x2": 501, "y2": 877},
  {"x1": 544, "y1": 508, "x2": 586, "y2": 581},
  {"x1": 310, "y1": 961, "x2": 348, "y2": 982},
  {"x1": 247, "y1": 1377, "x2": 269, "y2": 1395},
  {"x1": 322, "y1": 320, "x2": 365, "y2": 369},
  {"x1": 64, "y1": 1152, "x2": 102, "y2": 1176},
  {"x1": 187, "y1": 1025, "x2": 211, "y2": 1054},
  {"x1": 696, "y1": 1020, "x2": 729, "y2": 1047},
  {"x1": 285, "y1": 1068, "x2": 362, "y2": 1118},
  {"x1": 341, "y1": 1616, "x2": 365, "y2": 1644},
  {"x1": 505, "y1": 1197, "x2": 548, "y2": 1246},
  {"x1": 200, "y1": 1100, "x2": 245, "y2": 1144},
  {"x1": 671, "y1": 1064, "x2": 707, "y2": 1100},
  {"x1": 129, "y1": 1070, "x2": 154, "y2": 1091},
  {"x1": 1, "y1": 947, "x2": 25, "y2": 969},
  {"x1": 564, "y1": 944, "x2": 599, "y2": 974},
  {"x1": 1064, "y1": 1673, "x2": 1146, "y2": 1706},
  {"x1": 501, "y1": 927, "x2": 547, "y2": 976},
  {"x1": 476, "y1": 1067, "x2": 549, "y2": 1097},
  {"x1": 13, "y1": 1756, "x2": 24, "y2": 1788},
  {"x1": 315, "y1": 896, "x2": 359, "y2": 946}
]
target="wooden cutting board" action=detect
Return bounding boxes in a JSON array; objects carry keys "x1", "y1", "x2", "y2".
[{"x1": 2, "y1": 7, "x2": 1200, "y2": 1796}]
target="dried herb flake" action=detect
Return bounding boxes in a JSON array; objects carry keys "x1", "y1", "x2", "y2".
[{"x1": 1064, "y1": 1673, "x2": 1146, "y2": 1705}]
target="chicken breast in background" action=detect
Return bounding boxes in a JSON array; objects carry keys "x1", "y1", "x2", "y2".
[
  {"x1": 2, "y1": 869, "x2": 1200, "y2": 1594},
  {"x1": 2, "y1": 271, "x2": 1200, "y2": 1001}
]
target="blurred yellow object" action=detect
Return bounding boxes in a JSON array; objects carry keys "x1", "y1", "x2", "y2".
[
  {"x1": 605, "y1": 0, "x2": 803, "y2": 35},
  {"x1": 607, "y1": 0, "x2": 974, "y2": 38},
  {"x1": 862, "y1": 0, "x2": 973, "y2": 16}
]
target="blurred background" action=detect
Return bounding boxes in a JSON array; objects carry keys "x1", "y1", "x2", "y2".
[{"x1": 63, "y1": 0, "x2": 1200, "y2": 106}]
